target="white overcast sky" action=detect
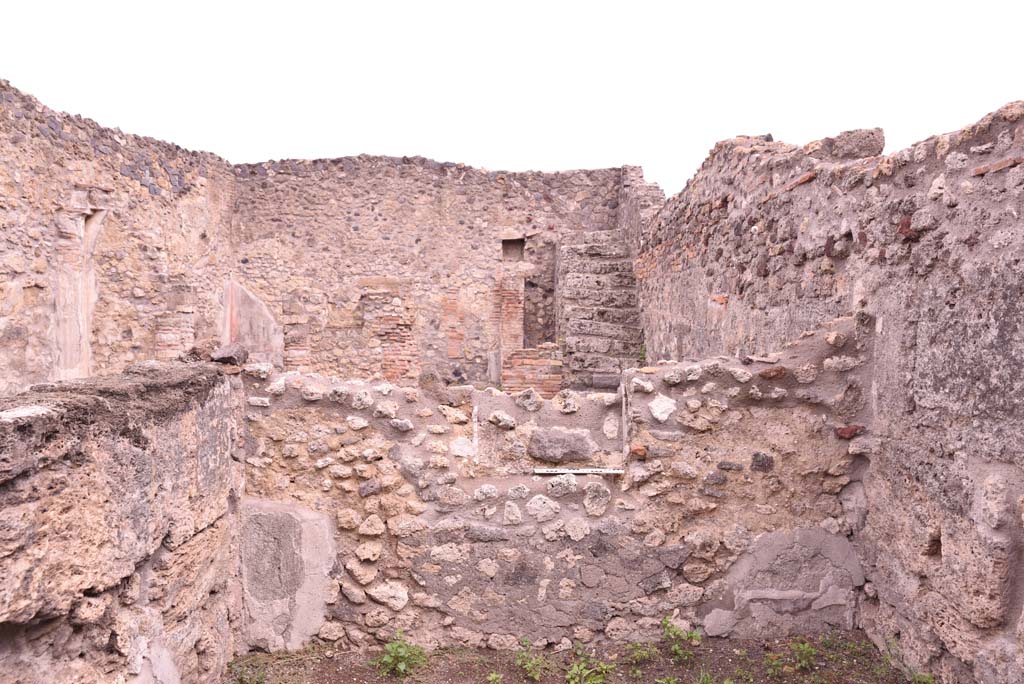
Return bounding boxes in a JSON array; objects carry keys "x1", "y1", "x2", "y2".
[{"x1": 2, "y1": 1, "x2": 1022, "y2": 194}]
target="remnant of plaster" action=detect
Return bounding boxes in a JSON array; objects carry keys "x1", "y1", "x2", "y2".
[
  {"x1": 241, "y1": 498, "x2": 336, "y2": 652},
  {"x1": 221, "y1": 281, "x2": 284, "y2": 367},
  {"x1": 52, "y1": 197, "x2": 107, "y2": 381}
]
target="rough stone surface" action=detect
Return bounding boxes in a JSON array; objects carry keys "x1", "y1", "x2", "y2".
[
  {"x1": 0, "y1": 363, "x2": 238, "y2": 684},
  {"x1": 546, "y1": 473, "x2": 578, "y2": 498},
  {"x1": 648, "y1": 393, "x2": 677, "y2": 423},
  {"x1": 527, "y1": 426, "x2": 598, "y2": 463},
  {"x1": 2, "y1": 82, "x2": 1022, "y2": 684},
  {"x1": 525, "y1": 495, "x2": 561, "y2": 522},
  {"x1": 622, "y1": 102, "x2": 1024, "y2": 682},
  {"x1": 366, "y1": 581, "x2": 410, "y2": 611},
  {"x1": 211, "y1": 342, "x2": 249, "y2": 365},
  {"x1": 583, "y1": 482, "x2": 612, "y2": 516},
  {"x1": 487, "y1": 410, "x2": 516, "y2": 429},
  {"x1": 700, "y1": 528, "x2": 864, "y2": 638}
]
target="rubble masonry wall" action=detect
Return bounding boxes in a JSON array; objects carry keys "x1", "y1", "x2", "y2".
[
  {"x1": 0, "y1": 363, "x2": 240, "y2": 684},
  {"x1": 627, "y1": 103, "x2": 1024, "y2": 683}
]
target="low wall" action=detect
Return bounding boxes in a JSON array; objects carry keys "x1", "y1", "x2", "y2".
[
  {"x1": 0, "y1": 309, "x2": 978, "y2": 683},
  {"x1": 0, "y1": 363, "x2": 240, "y2": 684},
  {"x1": 621, "y1": 314, "x2": 873, "y2": 639},
  {"x1": 236, "y1": 366, "x2": 625, "y2": 650},
  {"x1": 232, "y1": 314, "x2": 871, "y2": 651}
]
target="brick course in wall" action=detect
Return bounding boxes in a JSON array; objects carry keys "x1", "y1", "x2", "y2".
[{"x1": 500, "y1": 343, "x2": 563, "y2": 396}]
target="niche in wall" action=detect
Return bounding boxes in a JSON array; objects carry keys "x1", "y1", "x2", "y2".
[
  {"x1": 502, "y1": 238, "x2": 525, "y2": 261},
  {"x1": 523, "y1": 236, "x2": 556, "y2": 348},
  {"x1": 499, "y1": 233, "x2": 556, "y2": 348}
]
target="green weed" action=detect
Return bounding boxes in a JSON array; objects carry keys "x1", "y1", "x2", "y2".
[
  {"x1": 565, "y1": 644, "x2": 616, "y2": 684},
  {"x1": 790, "y1": 640, "x2": 817, "y2": 671},
  {"x1": 660, "y1": 616, "x2": 684, "y2": 643},
  {"x1": 228, "y1": 661, "x2": 267, "y2": 684},
  {"x1": 515, "y1": 638, "x2": 551, "y2": 682},
  {"x1": 661, "y1": 616, "x2": 698, "y2": 664},
  {"x1": 376, "y1": 631, "x2": 427, "y2": 679},
  {"x1": 764, "y1": 653, "x2": 785, "y2": 678},
  {"x1": 731, "y1": 668, "x2": 755, "y2": 684},
  {"x1": 626, "y1": 642, "x2": 658, "y2": 664}
]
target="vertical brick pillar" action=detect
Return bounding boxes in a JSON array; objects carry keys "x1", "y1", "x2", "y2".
[
  {"x1": 495, "y1": 266, "x2": 525, "y2": 357},
  {"x1": 362, "y1": 292, "x2": 418, "y2": 381},
  {"x1": 442, "y1": 288, "x2": 464, "y2": 360}
]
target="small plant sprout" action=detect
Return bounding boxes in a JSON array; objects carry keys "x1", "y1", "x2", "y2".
[
  {"x1": 229, "y1": 661, "x2": 267, "y2": 684},
  {"x1": 486, "y1": 673, "x2": 504, "y2": 684},
  {"x1": 626, "y1": 642, "x2": 658, "y2": 664},
  {"x1": 564, "y1": 645, "x2": 616, "y2": 684},
  {"x1": 732, "y1": 669, "x2": 755, "y2": 684},
  {"x1": 660, "y1": 616, "x2": 685, "y2": 643},
  {"x1": 660, "y1": 615, "x2": 695, "y2": 663},
  {"x1": 790, "y1": 640, "x2": 817, "y2": 671},
  {"x1": 375, "y1": 631, "x2": 427, "y2": 679},
  {"x1": 624, "y1": 643, "x2": 657, "y2": 683},
  {"x1": 655, "y1": 678, "x2": 680, "y2": 684},
  {"x1": 672, "y1": 642, "x2": 695, "y2": 665},
  {"x1": 514, "y1": 638, "x2": 550, "y2": 682},
  {"x1": 764, "y1": 653, "x2": 785, "y2": 678}
]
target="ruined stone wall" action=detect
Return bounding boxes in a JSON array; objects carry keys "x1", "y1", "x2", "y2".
[
  {"x1": 231, "y1": 158, "x2": 624, "y2": 384},
  {"x1": 0, "y1": 336, "x2": 878, "y2": 681},
  {"x1": 230, "y1": 314, "x2": 867, "y2": 654},
  {"x1": 622, "y1": 314, "x2": 873, "y2": 640},
  {"x1": 0, "y1": 81, "x2": 238, "y2": 396},
  {"x1": 6, "y1": 77, "x2": 1024, "y2": 684},
  {"x1": 236, "y1": 365, "x2": 625, "y2": 651},
  {"x1": 1, "y1": 77, "x2": 646, "y2": 394},
  {"x1": 629, "y1": 103, "x2": 1024, "y2": 683},
  {"x1": 0, "y1": 363, "x2": 240, "y2": 684}
]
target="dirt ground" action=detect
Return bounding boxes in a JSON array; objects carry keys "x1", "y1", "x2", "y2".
[{"x1": 225, "y1": 629, "x2": 922, "y2": 684}]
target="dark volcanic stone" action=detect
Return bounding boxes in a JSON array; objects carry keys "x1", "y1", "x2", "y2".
[{"x1": 751, "y1": 451, "x2": 775, "y2": 472}]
